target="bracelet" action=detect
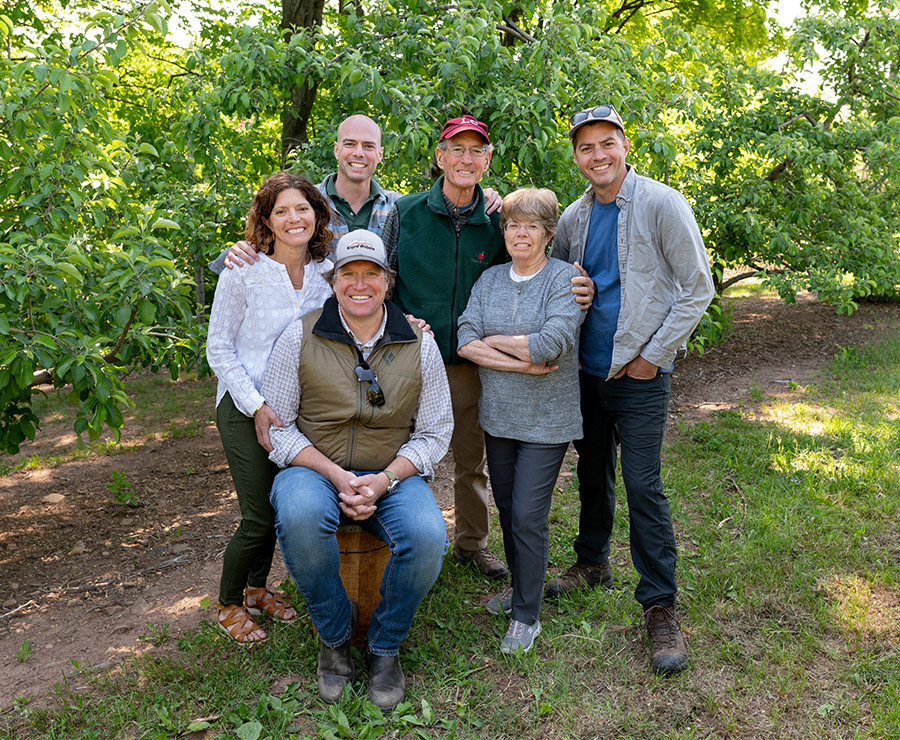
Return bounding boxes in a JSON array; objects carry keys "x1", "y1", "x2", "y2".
[{"x1": 252, "y1": 402, "x2": 265, "y2": 416}]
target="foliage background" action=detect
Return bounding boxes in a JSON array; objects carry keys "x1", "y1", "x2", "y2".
[{"x1": 1, "y1": 0, "x2": 898, "y2": 449}]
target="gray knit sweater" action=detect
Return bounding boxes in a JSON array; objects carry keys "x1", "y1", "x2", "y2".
[{"x1": 457, "y1": 258, "x2": 585, "y2": 444}]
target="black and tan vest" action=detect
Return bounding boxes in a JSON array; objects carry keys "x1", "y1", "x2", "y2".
[{"x1": 297, "y1": 296, "x2": 422, "y2": 471}]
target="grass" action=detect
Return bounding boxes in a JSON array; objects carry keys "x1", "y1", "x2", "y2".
[{"x1": 2, "y1": 337, "x2": 900, "y2": 738}]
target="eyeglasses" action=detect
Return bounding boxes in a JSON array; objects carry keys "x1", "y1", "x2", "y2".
[
  {"x1": 568, "y1": 105, "x2": 615, "y2": 127},
  {"x1": 444, "y1": 145, "x2": 489, "y2": 159},
  {"x1": 355, "y1": 361, "x2": 385, "y2": 407},
  {"x1": 503, "y1": 222, "x2": 543, "y2": 234}
]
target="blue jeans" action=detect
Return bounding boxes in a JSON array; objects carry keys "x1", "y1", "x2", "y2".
[
  {"x1": 573, "y1": 371, "x2": 677, "y2": 608},
  {"x1": 270, "y1": 466, "x2": 447, "y2": 655}
]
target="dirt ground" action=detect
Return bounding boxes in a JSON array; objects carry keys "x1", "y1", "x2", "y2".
[{"x1": 1, "y1": 293, "x2": 898, "y2": 708}]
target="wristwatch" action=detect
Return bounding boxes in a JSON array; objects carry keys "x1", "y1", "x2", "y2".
[{"x1": 381, "y1": 469, "x2": 400, "y2": 494}]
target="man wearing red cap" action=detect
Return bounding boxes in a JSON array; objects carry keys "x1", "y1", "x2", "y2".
[
  {"x1": 380, "y1": 115, "x2": 509, "y2": 579},
  {"x1": 382, "y1": 116, "x2": 594, "y2": 579}
]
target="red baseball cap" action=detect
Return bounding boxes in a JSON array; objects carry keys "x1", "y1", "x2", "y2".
[{"x1": 439, "y1": 115, "x2": 490, "y2": 144}]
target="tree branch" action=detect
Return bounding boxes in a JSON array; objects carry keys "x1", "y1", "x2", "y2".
[
  {"x1": 25, "y1": 307, "x2": 137, "y2": 387},
  {"x1": 778, "y1": 113, "x2": 818, "y2": 129},
  {"x1": 497, "y1": 17, "x2": 537, "y2": 43},
  {"x1": 10, "y1": 328, "x2": 78, "y2": 354},
  {"x1": 720, "y1": 267, "x2": 788, "y2": 291},
  {"x1": 103, "y1": 307, "x2": 139, "y2": 363},
  {"x1": 763, "y1": 158, "x2": 792, "y2": 182}
]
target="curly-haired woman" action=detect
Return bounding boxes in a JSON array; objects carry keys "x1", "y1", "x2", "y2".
[{"x1": 206, "y1": 172, "x2": 335, "y2": 644}]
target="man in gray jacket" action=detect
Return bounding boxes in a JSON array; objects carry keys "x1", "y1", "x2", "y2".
[{"x1": 548, "y1": 105, "x2": 714, "y2": 675}]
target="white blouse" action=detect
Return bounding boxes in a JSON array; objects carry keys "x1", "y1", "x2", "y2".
[{"x1": 206, "y1": 252, "x2": 334, "y2": 416}]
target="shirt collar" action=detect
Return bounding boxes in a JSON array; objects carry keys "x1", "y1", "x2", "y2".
[
  {"x1": 337, "y1": 305, "x2": 388, "y2": 353},
  {"x1": 325, "y1": 173, "x2": 382, "y2": 204}
]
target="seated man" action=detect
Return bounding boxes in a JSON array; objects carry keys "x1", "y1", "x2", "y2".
[{"x1": 261, "y1": 229, "x2": 453, "y2": 710}]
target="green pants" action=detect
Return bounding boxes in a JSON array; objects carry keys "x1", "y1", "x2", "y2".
[{"x1": 216, "y1": 392, "x2": 280, "y2": 606}]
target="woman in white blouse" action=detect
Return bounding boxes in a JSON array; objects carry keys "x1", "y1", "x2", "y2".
[{"x1": 206, "y1": 172, "x2": 335, "y2": 644}]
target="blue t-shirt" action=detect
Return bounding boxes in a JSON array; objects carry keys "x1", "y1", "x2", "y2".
[{"x1": 579, "y1": 198, "x2": 621, "y2": 378}]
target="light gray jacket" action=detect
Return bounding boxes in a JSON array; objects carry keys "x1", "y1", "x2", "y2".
[{"x1": 550, "y1": 166, "x2": 714, "y2": 379}]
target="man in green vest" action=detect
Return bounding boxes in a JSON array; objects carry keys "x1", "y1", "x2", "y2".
[
  {"x1": 380, "y1": 115, "x2": 507, "y2": 579},
  {"x1": 262, "y1": 229, "x2": 453, "y2": 711},
  {"x1": 381, "y1": 115, "x2": 594, "y2": 580}
]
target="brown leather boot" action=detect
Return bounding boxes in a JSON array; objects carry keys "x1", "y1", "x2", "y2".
[
  {"x1": 545, "y1": 560, "x2": 613, "y2": 598},
  {"x1": 317, "y1": 601, "x2": 358, "y2": 703},
  {"x1": 643, "y1": 605, "x2": 688, "y2": 676}
]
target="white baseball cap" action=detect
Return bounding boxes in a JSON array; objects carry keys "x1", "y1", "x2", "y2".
[{"x1": 333, "y1": 229, "x2": 389, "y2": 270}]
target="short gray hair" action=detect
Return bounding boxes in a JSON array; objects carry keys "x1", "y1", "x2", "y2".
[{"x1": 499, "y1": 188, "x2": 559, "y2": 240}]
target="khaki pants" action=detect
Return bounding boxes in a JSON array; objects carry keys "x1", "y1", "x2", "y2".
[{"x1": 444, "y1": 362, "x2": 490, "y2": 551}]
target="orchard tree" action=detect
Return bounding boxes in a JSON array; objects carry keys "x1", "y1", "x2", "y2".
[
  {"x1": 0, "y1": 1, "x2": 202, "y2": 453},
  {"x1": 686, "y1": 2, "x2": 900, "y2": 309},
  {"x1": 3, "y1": 0, "x2": 897, "y2": 453}
]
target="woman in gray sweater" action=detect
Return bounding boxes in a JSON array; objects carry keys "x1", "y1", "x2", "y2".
[{"x1": 458, "y1": 188, "x2": 585, "y2": 654}]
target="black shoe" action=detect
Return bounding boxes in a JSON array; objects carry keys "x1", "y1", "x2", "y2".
[
  {"x1": 545, "y1": 560, "x2": 613, "y2": 598},
  {"x1": 644, "y1": 604, "x2": 688, "y2": 676},
  {"x1": 317, "y1": 601, "x2": 359, "y2": 703},
  {"x1": 453, "y1": 546, "x2": 509, "y2": 579},
  {"x1": 366, "y1": 650, "x2": 405, "y2": 711}
]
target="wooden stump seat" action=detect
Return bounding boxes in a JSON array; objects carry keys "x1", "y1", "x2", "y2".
[{"x1": 336, "y1": 524, "x2": 390, "y2": 647}]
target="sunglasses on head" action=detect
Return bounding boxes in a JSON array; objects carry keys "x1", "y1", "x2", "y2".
[
  {"x1": 568, "y1": 105, "x2": 615, "y2": 127},
  {"x1": 355, "y1": 360, "x2": 385, "y2": 407}
]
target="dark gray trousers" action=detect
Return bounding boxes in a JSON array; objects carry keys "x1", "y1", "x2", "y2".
[
  {"x1": 573, "y1": 370, "x2": 677, "y2": 608},
  {"x1": 485, "y1": 433, "x2": 569, "y2": 624}
]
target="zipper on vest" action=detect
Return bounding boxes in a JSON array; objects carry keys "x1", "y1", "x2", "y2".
[{"x1": 348, "y1": 379, "x2": 365, "y2": 470}]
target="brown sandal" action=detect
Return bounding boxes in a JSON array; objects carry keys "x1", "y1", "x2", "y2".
[
  {"x1": 243, "y1": 586, "x2": 298, "y2": 623},
  {"x1": 216, "y1": 602, "x2": 268, "y2": 645}
]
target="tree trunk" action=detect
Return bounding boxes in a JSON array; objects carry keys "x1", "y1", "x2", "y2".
[{"x1": 280, "y1": 0, "x2": 326, "y2": 164}]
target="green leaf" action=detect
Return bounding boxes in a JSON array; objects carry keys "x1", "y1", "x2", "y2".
[
  {"x1": 138, "y1": 142, "x2": 159, "y2": 157},
  {"x1": 145, "y1": 258, "x2": 174, "y2": 269},
  {"x1": 106, "y1": 402, "x2": 124, "y2": 429},
  {"x1": 113, "y1": 306, "x2": 132, "y2": 327},
  {"x1": 138, "y1": 300, "x2": 156, "y2": 324},
  {"x1": 235, "y1": 721, "x2": 263, "y2": 740},
  {"x1": 33, "y1": 335, "x2": 57, "y2": 349},
  {"x1": 152, "y1": 218, "x2": 180, "y2": 230},
  {"x1": 145, "y1": 11, "x2": 167, "y2": 34},
  {"x1": 57, "y1": 262, "x2": 83, "y2": 284}
]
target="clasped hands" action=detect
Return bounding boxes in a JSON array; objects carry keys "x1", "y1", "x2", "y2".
[{"x1": 334, "y1": 470, "x2": 389, "y2": 521}]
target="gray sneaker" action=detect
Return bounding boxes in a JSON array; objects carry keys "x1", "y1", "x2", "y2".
[
  {"x1": 486, "y1": 586, "x2": 513, "y2": 616},
  {"x1": 545, "y1": 560, "x2": 613, "y2": 598},
  {"x1": 500, "y1": 619, "x2": 541, "y2": 654}
]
